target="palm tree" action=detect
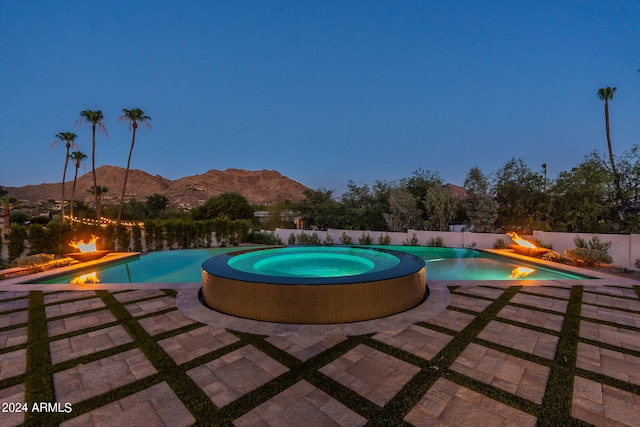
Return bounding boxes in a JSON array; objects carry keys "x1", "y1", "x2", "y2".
[
  {"x1": 117, "y1": 108, "x2": 151, "y2": 226},
  {"x1": 1, "y1": 196, "x2": 18, "y2": 240},
  {"x1": 88, "y1": 186, "x2": 108, "y2": 222},
  {"x1": 69, "y1": 151, "x2": 88, "y2": 222},
  {"x1": 76, "y1": 110, "x2": 108, "y2": 221},
  {"x1": 597, "y1": 87, "x2": 622, "y2": 203},
  {"x1": 51, "y1": 132, "x2": 78, "y2": 221}
]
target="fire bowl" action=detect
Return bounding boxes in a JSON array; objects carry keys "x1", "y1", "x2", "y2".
[
  {"x1": 507, "y1": 244, "x2": 549, "y2": 257},
  {"x1": 64, "y1": 250, "x2": 112, "y2": 262}
]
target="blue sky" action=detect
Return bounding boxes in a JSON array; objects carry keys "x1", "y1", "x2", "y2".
[{"x1": 1, "y1": 1, "x2": 639, "y2": 194}]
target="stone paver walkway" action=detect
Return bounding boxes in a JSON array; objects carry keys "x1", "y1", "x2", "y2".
[{"x1": 1, "y1": 273, "x2": 640, "y2": 426}]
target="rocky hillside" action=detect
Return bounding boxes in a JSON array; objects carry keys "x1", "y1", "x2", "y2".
[{"x1": 3, "y1": 166, "x2": 308, "y2": 207}]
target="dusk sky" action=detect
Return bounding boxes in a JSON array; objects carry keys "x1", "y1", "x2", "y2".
[{"x1": 2, "y1": 1, "x2": 639, "y2": 194}]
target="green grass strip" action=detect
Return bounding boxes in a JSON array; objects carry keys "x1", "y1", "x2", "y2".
[
  {"x1": 23, "y1": 291, "x2": 57, "y2": 427},
  {"x1": 537, "y1": 286, "x2": 583, "y2": 425}
]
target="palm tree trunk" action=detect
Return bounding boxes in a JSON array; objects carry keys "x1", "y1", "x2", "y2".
[
  {"x1": 91, "y1": 124, "x2": 100, "y2": 222},
  {"x1": 61, "y1": 145, "x2": 70, "y2": 221},
  {"x1": 71, "y1": 164, "x2": 79, "y2": 222},
  {"x1": 2, "y1": 204, "x2": 9, "y2": 238},
  {"x1": 117, "y1": 125, "x2": 137, "y2": 226},
  {"x1": 605, "y1": 100, "x2": 623, "y2": 202}
]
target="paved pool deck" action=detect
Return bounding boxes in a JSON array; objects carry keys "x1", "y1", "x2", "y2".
[{"x1": 1, "y1": 257, "x2": 640, "y2": 426}]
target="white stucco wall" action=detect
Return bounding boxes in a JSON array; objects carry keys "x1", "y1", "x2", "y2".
[{"x1": 275, "y1": 228, "x2": 640, "y2": 269}]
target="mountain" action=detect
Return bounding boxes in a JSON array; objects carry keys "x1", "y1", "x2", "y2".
[{"x1": 2, "y1": 166, "x2": 309, "y2": 207}]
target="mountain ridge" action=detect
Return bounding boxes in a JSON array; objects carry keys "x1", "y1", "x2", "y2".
[{"x1": 2, "y1": 166, "x2": 309, "y2": 207}]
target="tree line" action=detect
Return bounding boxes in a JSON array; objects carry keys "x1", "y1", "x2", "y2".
[{"x1": 294, "y1": 147, "x2": 640, "y2": 235}]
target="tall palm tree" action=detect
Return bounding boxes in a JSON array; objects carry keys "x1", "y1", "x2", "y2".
[
  {"x1": 597, "y1": 87, "x2": 622, "y2": 203},
  {"x1": 51, "y1": 132, "x2": 78, "y2": 221},
  {"x1": 117, "y1": 108, "x2": 151, "y2": 225},
  {"x1": 69, "y1": 151, "x2": 88, "y2": 222},
  {"x1": 76, "y1": 110, "x2": 108, "y2": 221},
  {"x1": 1, "y1": 196, "x2": 18, "y2": 239},
  {"x1": 88, "y1": 186, "x2": 108, "y2": 223}
]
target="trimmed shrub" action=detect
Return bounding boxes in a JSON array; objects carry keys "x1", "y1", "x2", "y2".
[
  {"x1": 403, "y1": 233, "x2": 420, "y2": 246},
  {"x1": 493, "y1": 238, "x2": 507, "y2": 249},
  {"x1": 8, "y1": 224, "x2": 28, "y2": 261},
  {"x1": 324, "y1": 233, "x2": 334, "y2": 245},
  {"x1": 16, "y1": 253, "x2": 54, "y2": 266},
  {"x1": 247, "y1": 231, "x2": 282, "y2": 245},
  {"x1": 339, "y1": 232, "x2": 353, "y2": 245},
  {"x1": 378, "y1": 234, "x2": 392, "y2": 245},
  {"x1": 116, "y1": 224, "x2": 131, "y2": 251},
  {"x1": 358, "y1": 232, "x2": 373, "y2": 245},
  {"x1": 427, "y1": 236, "x2": 445, "y2": 247},
  {"x1": 132, "y1": 224, "x2": 143, "y2": 252},
  {"x1": 564, "y1": 248, "x2": 613, "y2": 266},
  {"x1": 288, "y1": 233, "x2": 296, "y2": 245}
]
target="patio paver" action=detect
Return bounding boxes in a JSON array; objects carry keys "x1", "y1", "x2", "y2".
[
  {"x1": 187, "y1": 344, "x2": 288, "y2": 407},
  {"x1": 319, "y1": 344, "x2": 420, "y2": 407},
  {"x1": 572, "y1": 376, "x2": 640, "y2": 427},
  {"x1": 450, "y1": 343, "x2": 550, "y2": 403},
  {"x1": 53, "y1": 348, "x2": 157, "y2": 404},
  {"x1": 577, "y1": 342, "x2": 640, "y2": 385},
  {"x1": 2, "y1": 268, "x2": 640, "y2": 426},
  {"x1": 61, "y1": 381, "x2": 195, "y2": 427},
  {"x1": 234, "y1": 380, "x2": 367, "y2": 427},
  {"x1": 478, "y1": 320, "x2": 559, "y2": 359},
  {"x1": 404, "y1": 377, "x2": 537, "y2": 426}
]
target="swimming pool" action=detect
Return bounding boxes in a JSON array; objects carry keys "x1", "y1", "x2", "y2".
[{"x1": 35, "y1": 245, "x2": 590, "y2": 284}]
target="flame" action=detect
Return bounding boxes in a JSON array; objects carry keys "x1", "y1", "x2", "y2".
[
  {"x1": 506, "y1": 232, "x2": 537, "y2": 249},
  {"x1": 69, "y1": 235, "x2": 99, "y2": 253},
  {"x1": 70, "y1": 272, "x2": 100, "y2": 284},
  {"x1": 510, "y1": 266, "x2": 535, "y2": 279}
]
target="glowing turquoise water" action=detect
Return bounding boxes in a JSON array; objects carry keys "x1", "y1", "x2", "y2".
[
  {"x1": 228, "y1": 247, "x2": 399, "y2": 277},
  {"x1": 36, "y1": 245, "x2": 590, "y2": 284}
]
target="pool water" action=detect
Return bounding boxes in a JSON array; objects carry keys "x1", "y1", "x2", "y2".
[
  {"x1": 227, "y1": 247, "x2": 400, "y2": 278},
  {"x1": 36, "y1": 245, "x2": 590, "y2": 284}
]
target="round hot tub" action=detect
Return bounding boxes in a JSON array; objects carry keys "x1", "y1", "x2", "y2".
[{"x1": 201, "y1": 246, "x2": 427, "y2": 324}]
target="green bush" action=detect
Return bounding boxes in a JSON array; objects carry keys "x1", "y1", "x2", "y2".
[
  {"x1": 308, "y1": 232, "x2": 321, "y2": 246},
  {"x1": 403, "y1": 233, "x2": 420, "y2": 246},
  {"x1": 493, "y1": 238, "x2": 507, "y2": 249},
  {"x1": 573, "y1": 236, "x2": 587, "y2": 248},
  {"x1": 586, "y1": 235, "x2": 612, "y2": 252},
  {"x1": 564, "y1": 248, "x2": 613, "y2": 266},
  {"x1": 16, "y1": 253, "x2": 54, "y2": 266},
  {"x1": 358, "y1": 232, "x2": 373, "y2": 245},
  {"x1": 297, "y1": 231, "x2": 309, "y2": 245},
  {"x1": 296, "y1": 231, "x2": 320, "y2": 246},
  {"x1": 288, "y1": 233, "x2": 296, "y2": 245},
  {"x1": 378, "y1": 234, "x2": 392, "y2": 245},
  {"x1": 132, "y1": 224, "x2": 143, "y2": 252},
  {"x1": 635, "y1": 259, "x2": 640, "y2": 270},
  {"x1": 573, "y1": 235, "x2": 611, "y2": 252},
  {"x1": 8, "y1": 224, "x2": 28, "y2": 261},
  {"x1": 427, "y1": 236, "x2": 445, "y2": 247},
  {"x1": 28, "y1": 224, "x2": 48, "y2": 254},
  {"x1": 247, "y1": 230, "x2": 282, "y2": 245},
  {"x1": 116, "y1": 224, "x2": 131, "y2": 251},
  {"x1": 339, "y1": 232, "x2": 353, "y2": 245},
  {"x1": 324, "y1": 233, "x2": 334, "y2": 245}
]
